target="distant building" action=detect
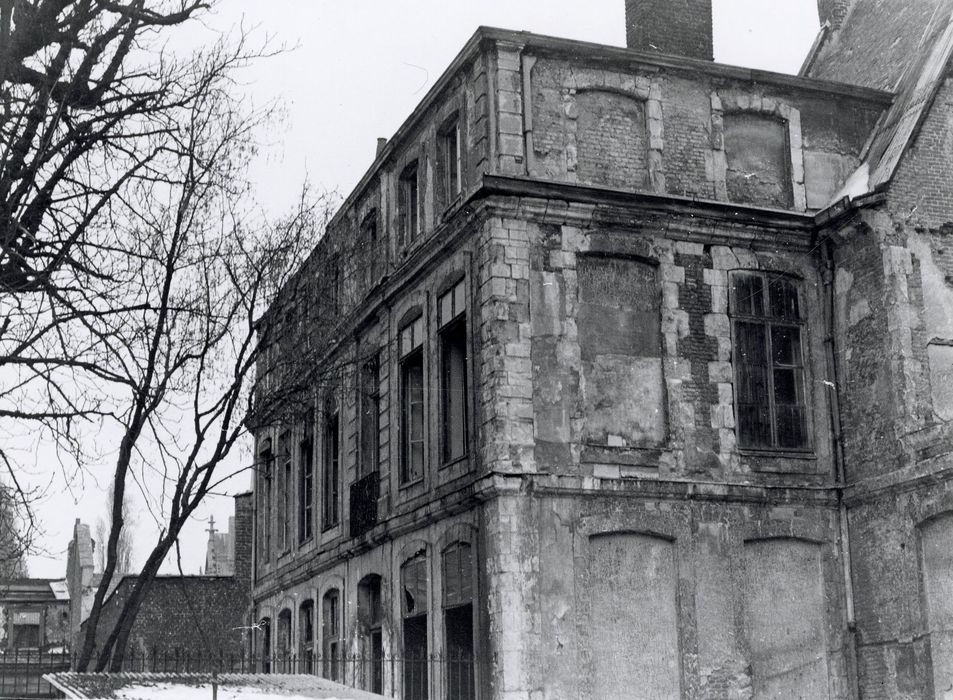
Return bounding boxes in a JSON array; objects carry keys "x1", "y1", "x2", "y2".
[
  {"x1": 65, "y1": 519, "x2": 101, "y2": 652},
  {"x1": 204, "y1": 516, "x2": 235, "y2": 576},
  {"x1": 74, "y1": 493, "x2": 252, "y2": 662},
  {"x1": 249, "y1": 0, "x2": 953, "y2": 698},
  {"x1": 0, "y1": 579, "x2": 69, "y2": 651}
]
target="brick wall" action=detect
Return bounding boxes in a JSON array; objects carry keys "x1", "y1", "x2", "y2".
[{"x1": 624, "y1": 0, "x2": 713, "y2": 60}]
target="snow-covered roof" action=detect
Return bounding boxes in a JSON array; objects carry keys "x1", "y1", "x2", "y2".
[{"x1": 43, "y1": 673, "x2": 388, "y2": 700}]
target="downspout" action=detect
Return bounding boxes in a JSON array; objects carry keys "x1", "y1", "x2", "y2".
[{"x1": 821, "y1": 236, "x2": 858, "y2": 693}]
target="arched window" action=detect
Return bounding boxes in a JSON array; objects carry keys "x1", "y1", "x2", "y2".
[
  {"x1": 443, "y1": 542, "x2": 475, "y2": 700},
  {"x1": 258, "y1": 616, "x2": 272, "y2": 673},
  {"x1": 401, "y1": 551, "x2": 428, "y2": 700},
  {"x1": 322, "y1": 589, "x2": 341, "y2": 681},
  {"x1": 358, "y1": 574, "x2": 384, "y2": 693},
  {"x1": 299, "y1": 599, "x2": 315, "y2": 673}
]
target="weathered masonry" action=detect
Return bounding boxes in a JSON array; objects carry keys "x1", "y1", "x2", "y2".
[{"x1": 249, "y1": 0, "x2": 953, "y2": 697}]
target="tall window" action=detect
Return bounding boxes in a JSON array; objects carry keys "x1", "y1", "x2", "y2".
[
  {"x1": 362, "y1": 212, "x2": 379, "y2": 290},
  {"x1": 322, "y1": 589, "x2": 341, "y2": 681},
  {"x1": 438, "y1": 117, "x2": 462, "y2": 207},
  {"x1": 731, "y1": 272, "x2": 807, "y2": 449},
  {"x1": 359, "y1": 354, "x2": 380, "y2": 477},
  {"x1": 439, "y1": 280, "x2": 469, "y2": 463},
  {"x1": 402, "y1": 551, "x2": 429, "y2": 700},
  {"x1": 444, "y1": 542, "x2": 475, "y2": 700},
  {"x1": 298, "y1": 425, "x2": 314, "y2": 543},
  {"x1": 277, "y1": 608, "x2": 292, "y2": 671},
  {"x1": 278, "y1": 434, "x2": 291, "y2": 551},
  {"x1": 258, "y1": 444, "x2": 274, "y2": 565},
  {"x1": 399, "y1": 161, "x2": 420, "y2": 245},
  {"x1": 400, "y1": 316, "x2": 425, "y2": 485},
  {"x1": 358, "y1": 574, "x2": 384, "y2": 694},
  {"x1": 300, "y1": 600, "x2": 315, "y2": 673},
  {"x1": 322, "y1": 405, "x2": 340, "y2": 529}
]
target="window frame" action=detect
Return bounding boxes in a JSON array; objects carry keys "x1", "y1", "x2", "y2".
[
  {"x1": 322, "y1": 589, "x2": 341, "y2": 681},
  {"x1": 438, "y1": 115, "x2": 463, "y2": 210},
  {"x1": 399, "y1": 160, "x2": 420, "y2": 246},
  {"x1": 298, "y1": 423, "x2": 314, "y2": 544},
  {"x1": 358, "y1": 353, "x2": 381, "y2": 478},
  {"x1": 729, "y1": 270, "x2": 811, "y2": 452},
  {"x1": 322, "y1": 403, "x2": 341, "y2": 531},
  {"x1": 438, "y1": 279, "x2": 469, "y2": 466},
  {"x1": 257, "y1": 443, "x2": 274, "y2": 567},
  {"x1": 399, "y1": 315, "x2": 426, "y2": 487},
  {"x1": 278, "y1": 432, "x2": 292, "y2": 553}
]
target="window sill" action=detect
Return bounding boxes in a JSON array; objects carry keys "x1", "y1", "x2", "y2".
[
  {"x1": 438, "y1": 454, "x2": 469, "y2": 470},
  {"x1": 398, "y1": 477, "x2": 424, "y2": 490},
  {"x1": 321, "y1": 523, "x2": 340, "y2": 534},
  {"x1": 737, "y1": 447, "x2": 815, "y2": 459}
]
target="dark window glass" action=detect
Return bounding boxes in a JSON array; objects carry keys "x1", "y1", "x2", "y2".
[
  {"x1": 362, "y1": 212, "x2": 379, "y2": 290},
  {"x1": 358, "y1": 575, "x2": 384, "y2": 694},
  {"x1": 258, "y1": 449, "x2": 274, "y2": 565},
  {"x1": 731, "y1": 272, "x2": 808, "y2": 449},
  {"x1": 300, "y1": 600, "x2": 315, "y2": 673},
  {"x1": 278, "y1": 435, "x2": 291, "y2": 551},
  {"x1": 323, "y1": 410, "x2": 340, "y2": 529},
  {"x1": 443, "y1": 542, "x2": 475, "y2": 700}
]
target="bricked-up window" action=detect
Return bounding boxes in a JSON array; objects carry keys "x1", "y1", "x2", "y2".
[
  {"x1": 438, "y1": 280, "x2": 469, "y2": 463},
  {"x1": 257, "y1": 444, "x2": 274, "y2": 566},
  {"x1": 359, "y1": 354, "x2": 380, "y2": 477},
  {"x1": 358, "y1": 574, "x2": 384, "y2": 694},
  {"x1": 724, "y1": 113, "x2": 793, "y2": 209},
  {"x1": 438, "y1": 116, "x2": 462, "y2": 209},
  {"x1": 401, "y1": 551, "x2": 428, "y2": 700},
  {"x1": 399, "y1": 161, "x2": 420, "y2": 245},
  {"x1": 322, "y1": 589, "x2": 341, "y2": 681},
  {"x1": 298, "y1": 425, "x2": 314, "y2": 544},
  {"x1": 730, "y1": 272, "x2": 808, "y2": 449},
  {"x1": 300, "y1": 599, "x2": 315, "y2": 673},
  {"x1": 576, "y1": 91, "x2": 647, "y2": 190},
  {"x1": 443, "y1": 542, "x2": 475, "y2": 700},
  {"x1": 322, "y1": 405, "x2": 340, "y2": 529},
  {"x1": 278, "y1": 433, "x2": 291, "y2": 551},
  {"x1": 399, "y1": 316, "x2": 425, "y2": 485}
]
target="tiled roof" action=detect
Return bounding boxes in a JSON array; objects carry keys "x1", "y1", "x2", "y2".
[{"x1": 44, "y1": 673, "x2": 388, "y2": 700}]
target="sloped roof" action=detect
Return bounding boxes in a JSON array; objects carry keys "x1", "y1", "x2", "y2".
[
  {"x1": 43, "y1": 673, "x2": 387, "y2": 700},
  {"x1": 0, "y1": 578, "x2": 69, "y2": 604},
  {"x1": 830, "y1": 5, "x2": 953, "y2": 201}
]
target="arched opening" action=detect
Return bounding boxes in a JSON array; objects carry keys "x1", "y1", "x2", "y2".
[
  {"x1": 322, "y1": 589, "x2": 341, "y2": 681},
  {"x1": 401, "y1": 550, "x2": 428, "y2": 700},
  {"x1": 443, "y1": 542, "x2": 475, "y2": 700},
  {"x1": 299, "y1": 599, "x2": 315, "y2": 673},
  {"x1": 358, "y1": 574, "x2": 384, "y2": 693}
]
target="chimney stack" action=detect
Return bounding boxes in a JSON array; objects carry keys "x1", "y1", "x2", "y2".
[
  {"x1": 625, "y1": 0, "x2": 713, "y2": 61},
  {"x1": 376, "y1": 137, "x2": 388, "y2": 157},
  {"x1": 816, "y1": 0, "x2": 852, "y2": 30}
]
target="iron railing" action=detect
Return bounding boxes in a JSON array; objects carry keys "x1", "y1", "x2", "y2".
[{"x1": 0, "y1": 649, "x2": 70, "y2": 699}]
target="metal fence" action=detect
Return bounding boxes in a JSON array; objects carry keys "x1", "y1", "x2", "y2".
[
  {"x1": 0, "y1": 649, "x2": 479, "y2": 699},
  {"x1": 0, "y1": 649, "x2": 70, "y2": 699}
]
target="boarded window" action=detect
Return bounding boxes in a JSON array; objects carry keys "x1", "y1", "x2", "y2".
[
  {"x1": 576, "y1": 91, "x2": 648, "y2": 190},
  {"x1": 577, "y1": 256, "x2": 664, "y2": 446},
  {"x1": 743, "y1": 539, "x2": 830, "y2": 697},
  {"x1": 588, "y1": 533, "x2": 680, "y2": 698},
  {"x1": 730, "y1": 273, "x2": 808, "y2": 449},
  {"x1": 921, "y1": 514, "x2": 953, "y2": 695},
  {"x1": 724, "y1": 113, "x2": 793, "y2": 208}
]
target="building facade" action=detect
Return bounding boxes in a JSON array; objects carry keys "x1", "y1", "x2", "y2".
[{"x1": 250, "y1": 1, "x2": 953, "y2": 698}]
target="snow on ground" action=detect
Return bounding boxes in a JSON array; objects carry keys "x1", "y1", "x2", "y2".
[{"x1": 112, "y1": 683, "x2": 346, "y2": 700}]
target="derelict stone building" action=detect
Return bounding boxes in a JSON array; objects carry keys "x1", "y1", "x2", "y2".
[{"x1": 250, "y1": 0, "x2": 953, "y2": 697}]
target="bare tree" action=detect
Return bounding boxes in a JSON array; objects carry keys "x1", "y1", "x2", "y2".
[{"x1": 95, "y1": 481, "x2": 134, "y2": 574}]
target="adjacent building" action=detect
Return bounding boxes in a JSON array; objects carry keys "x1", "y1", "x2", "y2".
[{"x1": 250, "y1": 0, "x2": 953, "y2": 698}]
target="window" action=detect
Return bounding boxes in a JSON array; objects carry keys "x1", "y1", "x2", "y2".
[
  {"x1": 322, "y1": 405, "x2": 340, "y2": 529},
  {"x1": 277, "y1": 608, "x2": 293, "y2": 671},
  {"x1": 258, "y1": 616, "x2": 272, "y2": 671},
  {"x1": 298, "y1": 425, "x2": 314, "y2": 543},
  {"x1": 258, "y1": 445, "x2": 274, "y2": 565},
  {"x1": 399, "y1": 161, "x2": 420, "y2": 245},
  {"x1": 400, "y1": 316, "x2": 426, "y2": 485},
  {"x1": 359, "y1": 354, "x2": 380, "y2": 477},
  {"x1": 322, "y1": 589, "x2": 341, "y2": 681},
  {"x1": 278, "y1": 433, "x2": 291, "y2": 551},
  {"x1": 401, "y1": 551, "x2": 429, "y2": 700},
  {"x1": 731, "y1": 272, "x2": 807, "y2": 449},
  {"x1": 362, "y1": 212, "x2": 379, "y2": 290},
  {"x1": 300, "y1": 600, "x2": 315, "y2": 673},
  {"x1": 358, "y1": 575, "x2": 384, "y2": 694},
  {"x1": 443, "y1": 542, "x2": 475, "y2": 700},
  {"x1": 438, "y1": 280, "x2": 469, "y2": 463},
  {"x1": 724, "y1": 113, "x2": 793, "y2": 209},
  {"x1": 438, "y1": 117, "x2": 462, "y2": 208}
]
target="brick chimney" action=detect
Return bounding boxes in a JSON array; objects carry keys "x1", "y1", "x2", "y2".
[
  {"x1": 232, "y1": 492, "x2": 253, "y2": 588},
  {"x1": 625, "y1": 0, "x2": 713, "y2": 60},
  {"x1": 816, "y1": 0, "x2": 852, "y2": 30}
]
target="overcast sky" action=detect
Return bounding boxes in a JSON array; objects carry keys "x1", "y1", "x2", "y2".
[{"x1": 26, "y1": 0, "x2": 821, "y2": 578}]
